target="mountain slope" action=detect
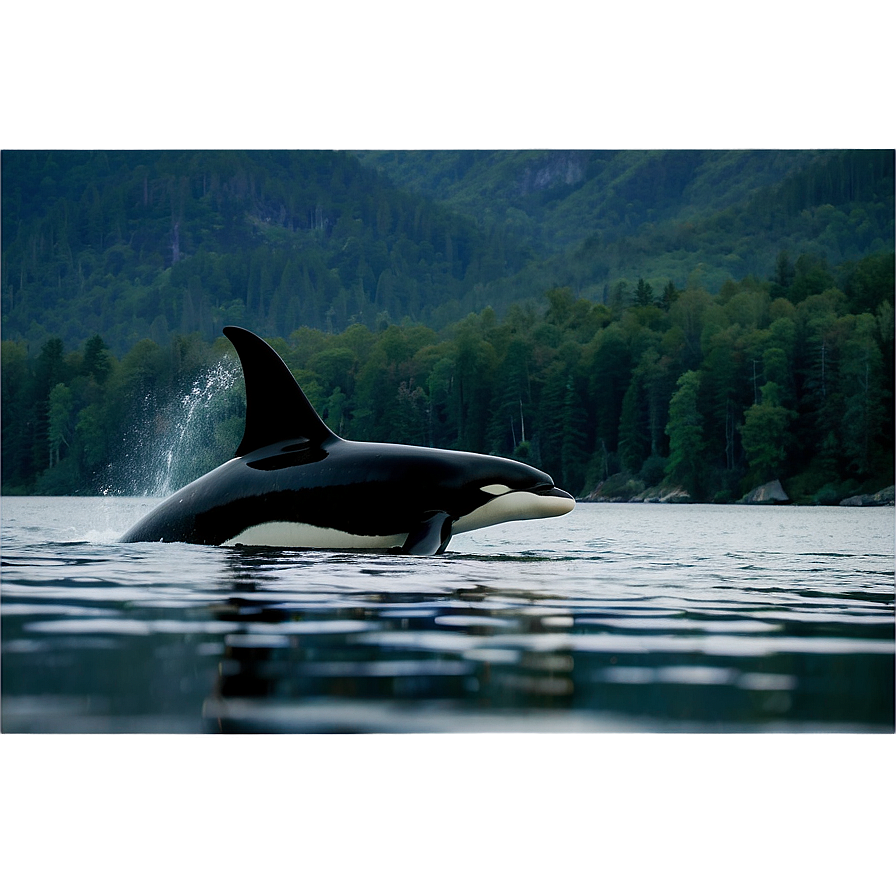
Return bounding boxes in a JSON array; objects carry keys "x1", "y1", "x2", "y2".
[
  {"x1": 358, "y1": 150, "x2": 817, "y2": 248},
  {"x1": 2, "y1": 149, "x2": 893, "y2": 353},
  {"x1": 1, "y1": 150, "x2": 531, "y2": 352},
  {"x1": 361, "y1": 148, "x2": 894, "y2": 293}
]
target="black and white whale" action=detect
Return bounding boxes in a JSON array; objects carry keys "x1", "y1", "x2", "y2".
[{"x1": 120, "y1": 326, "x2": 575, "y2": 553}]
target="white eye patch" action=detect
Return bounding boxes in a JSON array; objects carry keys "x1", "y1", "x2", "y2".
[{"x1": 480, "y1": 483, "x2": 513, "y2": 496}]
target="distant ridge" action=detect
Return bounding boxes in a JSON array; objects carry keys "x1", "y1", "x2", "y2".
[{"x1": 3, "y1": 149, "x2": 893, "y2": 352}]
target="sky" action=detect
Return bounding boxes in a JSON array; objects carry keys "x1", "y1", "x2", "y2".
[{"x1": 3, "y1": 3, "x2": 894, "y2": 151}]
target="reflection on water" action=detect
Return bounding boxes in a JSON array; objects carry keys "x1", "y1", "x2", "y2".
[{"x1": 1, "y1": 498, "x2": 893, "y2": 732}]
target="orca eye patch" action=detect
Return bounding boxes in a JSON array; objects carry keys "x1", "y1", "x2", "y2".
[{"x1": 480, "y1": 483, "x2": 512, "y2": 496}]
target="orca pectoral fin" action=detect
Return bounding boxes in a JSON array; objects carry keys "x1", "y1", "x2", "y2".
[{"x1": 401, "y1": 511, "x2": 454, "y2": 555}]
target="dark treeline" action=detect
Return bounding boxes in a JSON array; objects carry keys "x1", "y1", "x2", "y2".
[{"x1": 3, "y1": 250, "x2": 893, "y2": 503}]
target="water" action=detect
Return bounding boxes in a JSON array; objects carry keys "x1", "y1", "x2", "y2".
[
  {"x1": 108, "y1": 360, "x2": 242, "y2": 497},
  {"x1": 1, "y1": 499, "x2": 894, "y2": 893},
  {"x1": 1, "y1": 497, "x2": 893, "y2": 733},
  {"x1": 149, "y1": 360, "x2": 241, "y2": 496}
]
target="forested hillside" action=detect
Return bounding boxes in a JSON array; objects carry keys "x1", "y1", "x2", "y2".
[
  {"x1": 360, "y1": 149, "x2": 895, "y2": 297},
  {"x1": 360, "y1": 150, "x2": 823, "y2": 253},
  {"x1": 2, "y1": 150, "x2": 893, "y2": 353},
  {"x1": 1, "y1": 149, "x2": 893, "y2": 501},
  {"x1": 3, "y1": 251, "x2": 893, "y2": 502},
  {"x1": 1, "y1": 150, "x2": 532, "y2": 353}
]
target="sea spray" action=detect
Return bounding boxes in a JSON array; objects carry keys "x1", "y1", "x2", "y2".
[
  {"x1": 107, "y1": 360, "x2": 244, "y2": 497},
  {"x1": 151, "y1": 361, "x2": 242, "y2": 495}
]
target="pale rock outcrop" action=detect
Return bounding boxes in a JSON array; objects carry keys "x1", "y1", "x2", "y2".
[{"x1": 738, "y1": 480, "x2": 789, "y2": 504}]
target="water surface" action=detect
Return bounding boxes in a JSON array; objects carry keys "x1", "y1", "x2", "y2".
[{"x1": 2, "y1": 497, "x2": 892, "y2": 732}]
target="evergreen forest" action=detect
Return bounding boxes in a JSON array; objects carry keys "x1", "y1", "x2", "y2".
[{"x1": 2, "y1": 149, "x2": 893, "y2": 502}]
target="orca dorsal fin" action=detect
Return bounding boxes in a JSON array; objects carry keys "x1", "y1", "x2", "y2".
[{"x1": 224, "y1": 326, "x2": 338, "y2": 457}]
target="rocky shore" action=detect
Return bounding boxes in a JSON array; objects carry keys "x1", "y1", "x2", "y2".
[
  {"x1": 581, "y1": 477, "x2": 895, "y2": 507},
  {"x1": 838, "y1": 485, "x2": 896, "y2": 507}
]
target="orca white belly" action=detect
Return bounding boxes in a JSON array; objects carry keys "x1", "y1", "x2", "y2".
[{"x1": 222, "y1": 521, "x2": 407, "y2": 550}]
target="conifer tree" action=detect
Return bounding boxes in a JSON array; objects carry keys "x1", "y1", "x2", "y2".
[
  {"x1": 740, "y1": 382, "x2": 797, "y2": 486},
  {"x1": 665, "y1": 370, "x2": 705, "y2": 497}
]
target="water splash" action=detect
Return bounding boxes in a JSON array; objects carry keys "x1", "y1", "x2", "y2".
[
  {"x1": 108, "y1": 361, "x2": 243, "y2": 497},
  {"x1": 150, "y1": 361, "x2": 241, "y2": 496}
]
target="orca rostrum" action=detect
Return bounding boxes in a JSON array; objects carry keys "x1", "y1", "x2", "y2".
[{"x1": 120, "y1": 326, "x2": 575, "y2": 554}]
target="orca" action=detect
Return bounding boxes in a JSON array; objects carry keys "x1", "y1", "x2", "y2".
[{"x1": 120, "y1": 326, "x2": 575, "y2": 554}]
